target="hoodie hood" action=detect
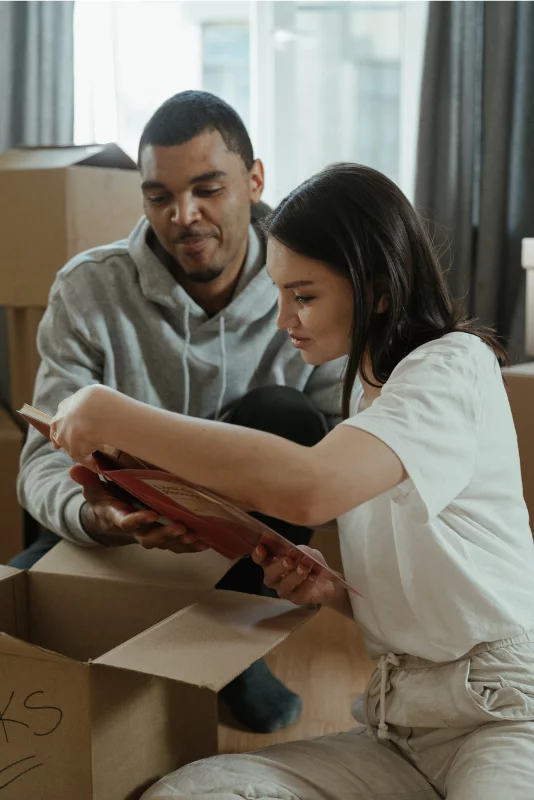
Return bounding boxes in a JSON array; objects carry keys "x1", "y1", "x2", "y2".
[
  {"x1": 128, "y1": 216, "x2": 277, "y2": 417},
  {"x1": 128, "y1": 217, "x2": 276, "y2": 335}
]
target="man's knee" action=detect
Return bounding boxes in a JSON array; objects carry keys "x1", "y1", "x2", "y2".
[
  {"x1": 7, "y1": 530, "x2": 61, "y2": 570},
  {"x1": 229, "y1": 386, "x2": 326, "y2": 446}
]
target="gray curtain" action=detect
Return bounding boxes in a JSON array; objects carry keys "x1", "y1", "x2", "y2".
[
  {"x1": 415, "y1": 1, "x2": 534, "y2": 362},
  {"x1": 0, "y1": 0, "x2": 74, "y2": 406}
]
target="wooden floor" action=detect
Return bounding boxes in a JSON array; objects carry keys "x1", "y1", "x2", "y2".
[{"x1": 218, "y1": 528, "x2": 375, "y2": 754}]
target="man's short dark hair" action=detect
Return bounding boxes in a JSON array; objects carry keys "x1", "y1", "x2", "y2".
[{"x1": 138, "y1": 90, "x2": 254, "y2": 170}]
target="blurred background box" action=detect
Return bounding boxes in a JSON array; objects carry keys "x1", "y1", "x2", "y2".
[
  {"x1": 0, "y1": 144, "x2": 143, "y2": 418},
  {"x1": 502, "y1": 364, "x2": 534, "y2": 529},
  {"x1": 523, "y1": 238, "x2": 534, "y2": 357},
  {"x1": 0, "y1": 406, "x2": 24, "y2": 563},
  {"x1": 0, "y1": 143, "x2": 141, "y2": 307}
]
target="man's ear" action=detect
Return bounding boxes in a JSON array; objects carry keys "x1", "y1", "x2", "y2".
[{"x1": 249, "y1": 159, "x2": 265, "y2": 204}]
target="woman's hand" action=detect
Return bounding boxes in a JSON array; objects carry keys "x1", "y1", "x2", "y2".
[
  {"x1": 50, "y1": 385, "x2": 121, "y2": 469},
  {"x1": 252, "y1": 544, "x2": 338, "y2": 606}
]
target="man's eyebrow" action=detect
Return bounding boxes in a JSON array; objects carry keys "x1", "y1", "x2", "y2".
[
  {"x1": 190, "y1": 170, "x2": 227, "y2": 184},
  {"x1": 141, "y1": 180, "x2": 166, "y2": 192},
  {"x1": 283, "y1": 280, "x2": 315, "y2": 289}
]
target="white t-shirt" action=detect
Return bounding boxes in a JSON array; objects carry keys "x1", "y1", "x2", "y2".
[{"x1": 338, "y1": 332, "x2": 534, "y2": 662}]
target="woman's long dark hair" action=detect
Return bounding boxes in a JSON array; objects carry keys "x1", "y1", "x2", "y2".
[{"x1": 264, "y1": 163, "x2": 508, "y2": 418}]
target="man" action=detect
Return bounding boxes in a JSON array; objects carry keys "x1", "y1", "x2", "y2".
[{"x1": 14, "y1": 91, "x2": 344, "y2": 733}]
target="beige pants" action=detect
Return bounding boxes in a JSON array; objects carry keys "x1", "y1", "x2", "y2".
[{"x1": 142, "y1": 631, "x2": 534, "y2": 799}]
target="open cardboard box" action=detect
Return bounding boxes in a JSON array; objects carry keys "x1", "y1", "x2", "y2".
[{"x1": 0, "y1": 543, "x2": 316, "y2": 800}]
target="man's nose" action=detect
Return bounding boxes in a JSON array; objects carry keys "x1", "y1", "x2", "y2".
[{"x1": 170, "y1": 198, "x2": 201, "y2": 226}]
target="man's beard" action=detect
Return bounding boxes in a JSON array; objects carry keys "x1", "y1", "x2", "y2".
[{"x1": 186, "y1": 267, "x2": 225, "y2": 284}]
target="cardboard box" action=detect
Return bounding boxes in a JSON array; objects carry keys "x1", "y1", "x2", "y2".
[
  {"x1": 0, "y1": 542, "x2": 315, "y2": 800},
  {"x1": 502, "y1": 364, "x2": 534, "y2": 526},
  {"x1": 0, "y1": 406, "x2": 24, "y2": 563},
  {"x1": 0, "y1": 144, "x2": 143, "y2": 307},
  {"x1": 5, "y1": 307, "x2": 44, "y2": 415},
  {"x1": 522, "y1": 238, "x2": 534, "y2": 357}
]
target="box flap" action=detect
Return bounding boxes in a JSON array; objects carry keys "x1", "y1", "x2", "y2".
[
  {"x1": 0, "y1": 564, "x2": 21, "y2": 579},
  {"x1": 522, "y1": 238, "x2": 534, "y2": 269},
  {"x1": 0, "y1": 632, "x2": 77, "y2": 664},
  {"x1": 0, "y1": 570, "x2": 27, "y2": 640},
  {"x1": 32, "y1": 540, "x2": 234, "y2": 590},
  {"x1": 0, "y1": 143, "x2": 136, "y2": 171},
  {"x1": 95, "y1": 590, "x2": 317, "y2": 691}
]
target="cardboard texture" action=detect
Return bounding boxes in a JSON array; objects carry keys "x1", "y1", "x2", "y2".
[
  {"x1": 5, "y1": 308, "x2": 44, "y2": 416},
  {"x1": 0, "y1": 407, "x2": 24, "y2": 563},
  {"x1": 523, "y1": 238, "x2": 534, "y2": 356},
  {"x1": 502, "y1": 365, "x2": 534, "y2": 527},
  {"x1": 0, "y1": 144, "x2": 143, "y2": 307},
  {"x1": 0, "y1": 543, "x2": 317, "y2": 800}
]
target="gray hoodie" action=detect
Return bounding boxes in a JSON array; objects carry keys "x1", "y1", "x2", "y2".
[{"x1": 17, "y1": 217, "x2": 346, "y2": 545}]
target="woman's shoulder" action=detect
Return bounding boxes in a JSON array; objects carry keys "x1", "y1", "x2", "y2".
[{"x1": 388, "y1": 332, "x2": 498, "y2": 385}]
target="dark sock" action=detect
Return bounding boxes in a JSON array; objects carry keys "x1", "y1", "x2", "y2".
[{"x1": 220, "y1": 658, "x2": 302, "y2": 734}]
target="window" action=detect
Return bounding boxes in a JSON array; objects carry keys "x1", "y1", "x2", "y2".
[
  {"x1": 253, "y1": 1, "x2": 428, "y2": 203},
  {"x1": 202, "y1": 23, "x2": 250, "y2": 129},
  {"x1": 73, "y1": 1, "x2": 427, "y2": 200}
]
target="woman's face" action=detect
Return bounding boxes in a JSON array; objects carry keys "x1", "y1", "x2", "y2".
[{"x1": 268, "y1": 238, "x2": 354, "y2": 366}]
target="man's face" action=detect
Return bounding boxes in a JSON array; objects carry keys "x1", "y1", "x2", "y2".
[{"x1": 140, "y1": 131, "x2": 264, "y2": 283}]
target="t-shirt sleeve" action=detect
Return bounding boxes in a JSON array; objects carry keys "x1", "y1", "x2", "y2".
[{"x1": 341, "y1": 342, "x2": 485, "y2": 521}]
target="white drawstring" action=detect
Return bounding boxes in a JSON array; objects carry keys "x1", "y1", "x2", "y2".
[
  {"x1": 377, "y1": 652, "x2": 400, "y2": 740},
  {"x1": 181, "y1": 305, "x2": 191, "y2": 416},
  {"x1": 215, "y1": 315, "x2": 227, "y2": 420}
]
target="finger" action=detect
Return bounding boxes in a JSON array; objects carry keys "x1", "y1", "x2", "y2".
[
  {"x1": 134, "y1": 524, "x2": 193, "y2": 549},
  {"x1": 118, "y1": 510, "x2": 163, "y2": 533},
  {"x1": 70, "y1": 465, "x2": 103, "y2": 489},
  {"x1": 262, "y1": 556, "x2": 294, "y2": 589},
  {"x1": 252, "y1": 544, "x2": 268, "y2": 566},
  {"x1": 277, "y1": 562, "x2": 314, "y2": 599}
]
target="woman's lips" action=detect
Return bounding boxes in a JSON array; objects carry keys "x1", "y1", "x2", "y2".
[{"x1": 289, "y1": 334, "x2": 311, "y2": 349}]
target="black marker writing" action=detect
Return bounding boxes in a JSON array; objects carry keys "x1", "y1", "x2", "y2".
[
  {"x1": 0, "y1": 757, "x2": 43, "y2": 792},
  {"x1": 23, "y1": 691, "x2": 63, "y2": 736},
  {"x1": 0, "y1": 693, "x2": 29, "y2": 745}
]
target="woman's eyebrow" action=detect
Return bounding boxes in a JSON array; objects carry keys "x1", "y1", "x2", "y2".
[{"x1": 283, "y1": 280, "x2": 315, "y2": 289}]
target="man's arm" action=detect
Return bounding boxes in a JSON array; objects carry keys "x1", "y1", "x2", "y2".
[
  {"x1": 17, "y1": 278, "x2": 102, "y2": 545},
  {"x1": 18, "y1": 277, "x2": 206, "y2": 554},
  {"x1": 17, "y1": 282, "x2": 104, "y2": 545}
]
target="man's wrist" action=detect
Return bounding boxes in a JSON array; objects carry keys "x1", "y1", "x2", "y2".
[{"x1": 80, "y1": 501, "x2": 134, "y2": 547}]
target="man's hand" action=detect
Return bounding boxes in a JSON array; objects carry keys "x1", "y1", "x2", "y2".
[{"x1": 71, "y1": 465, "x2": 208, "y2": 553}]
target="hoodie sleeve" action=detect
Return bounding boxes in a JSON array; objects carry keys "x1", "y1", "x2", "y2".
[
  {"x1": 17, "y1": 278, "x2": 104, "y2": 546},
  {"x1": 303, "y1": 358, "x2": 349, "y2": 429}
]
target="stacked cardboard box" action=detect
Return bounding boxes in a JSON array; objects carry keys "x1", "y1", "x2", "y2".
[
  {"x1": 0, "y1": 145, "x2": 143, "y2": 560},
  {"x1": 0, "y1": 407, "x2": 23, "y2": 562},
  {"x1": 0, "y1": 143, "x2": 143, "y2": 411}
]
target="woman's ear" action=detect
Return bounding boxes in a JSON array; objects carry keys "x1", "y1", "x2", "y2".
[{"x1": 376, "y1": 293, "x2": 390, "y2": 314}]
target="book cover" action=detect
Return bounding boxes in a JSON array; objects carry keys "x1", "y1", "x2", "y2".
[{"x1": 19, "y1": 403, "x2": 360, "y2": 595}]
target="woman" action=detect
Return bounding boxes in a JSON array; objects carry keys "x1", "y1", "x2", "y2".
[{"x1": 51, "y1": 164, "x2": 534, "y2": 799}]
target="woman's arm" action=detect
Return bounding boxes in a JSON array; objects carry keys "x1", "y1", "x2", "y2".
[{"x1": 51, "y1": 385, "x2": 406, "y2": 527}]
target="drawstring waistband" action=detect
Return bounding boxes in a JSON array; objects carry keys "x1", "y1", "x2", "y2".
[{"x1": 362, "y1": 652, "x2": 400, "y2": 741}]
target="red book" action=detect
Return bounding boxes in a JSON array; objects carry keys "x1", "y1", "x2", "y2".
[{"x1": 19, "y1": 403, "x2": 360, "y2": 595}]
